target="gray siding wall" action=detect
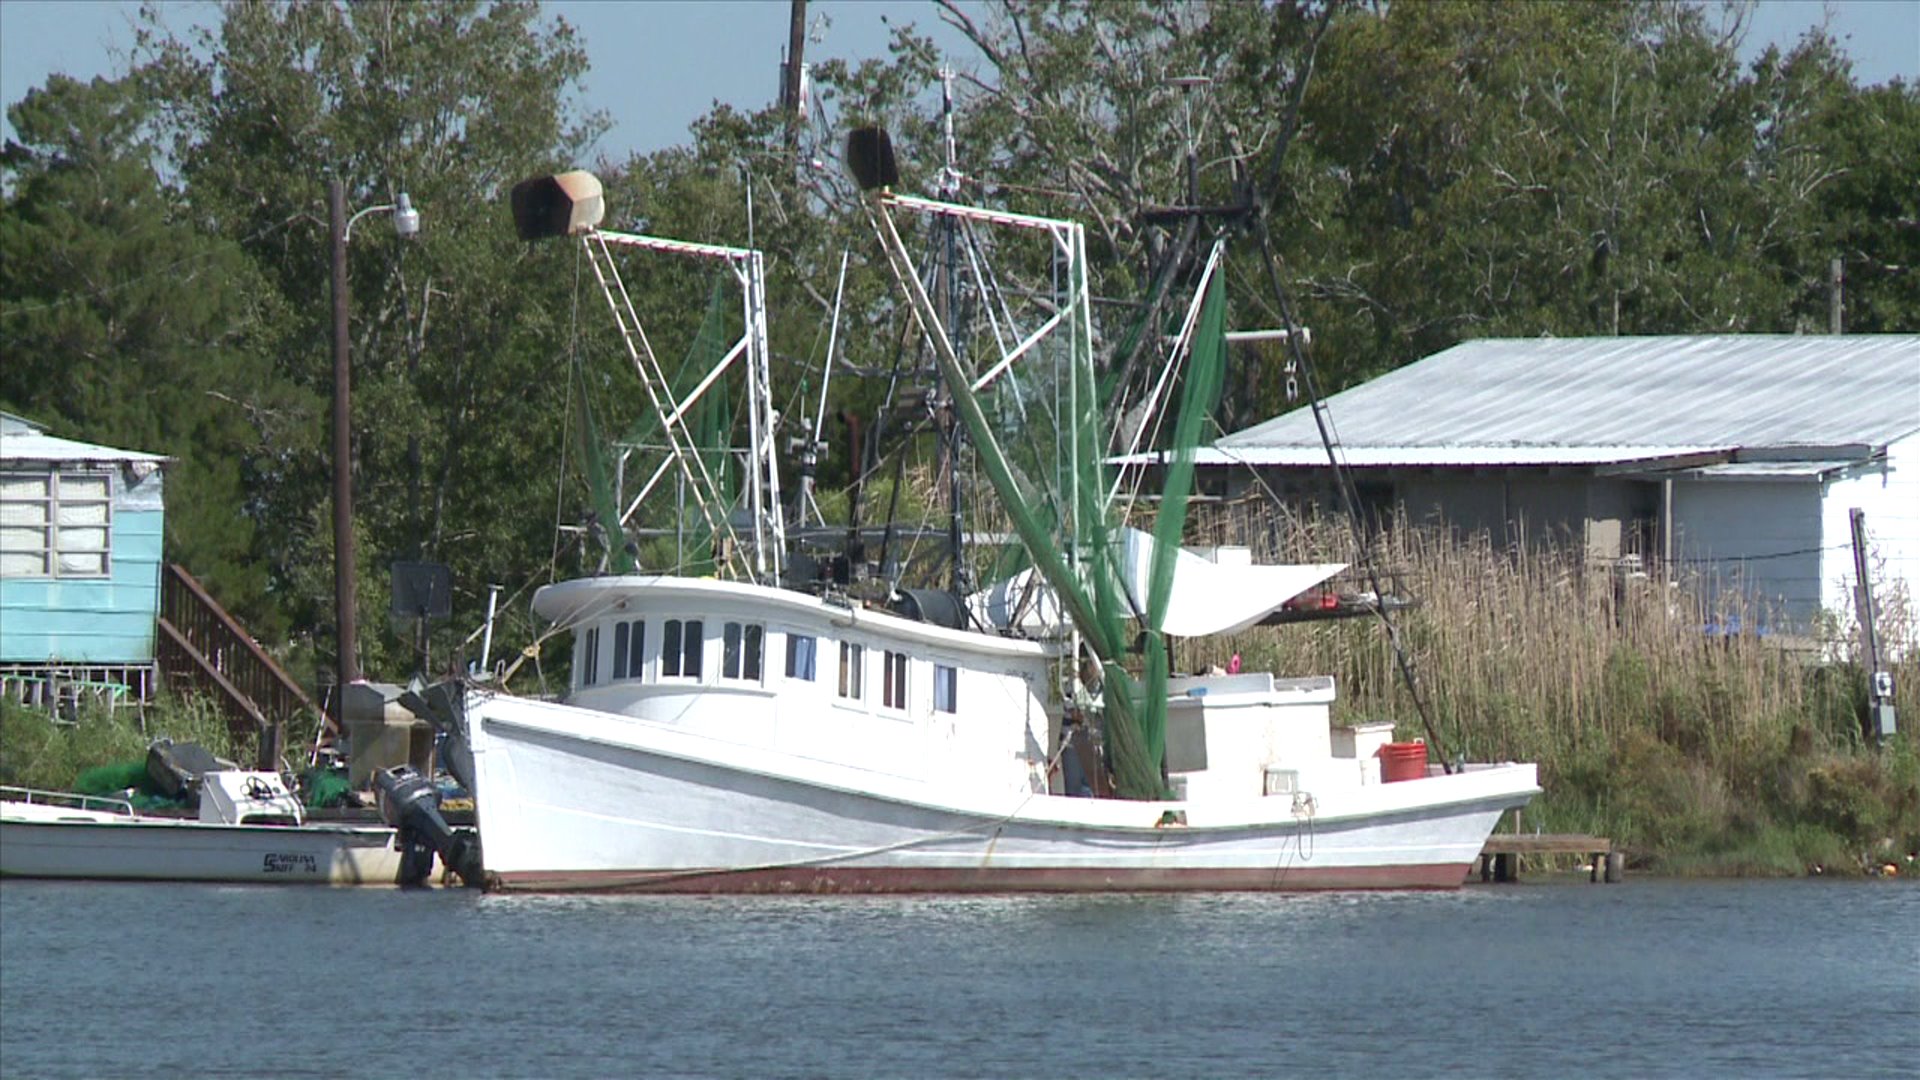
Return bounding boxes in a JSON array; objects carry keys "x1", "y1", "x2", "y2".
[{"x1": 1671, "y1": 478, "x2": 1822, "y2": 633}]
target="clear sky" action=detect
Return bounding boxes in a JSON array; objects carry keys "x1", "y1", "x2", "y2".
[{"x1": 2, "y1": 0, "x2": 1918, "y2": 161}]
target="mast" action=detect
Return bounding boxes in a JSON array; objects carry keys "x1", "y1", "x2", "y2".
[
  {"x1": 936, "y1": 67, "x2": 971, "y2": 598},
  {"x1": 859, "y1": 183, "x2": 1168, "y2": 798},
  {"x1": 512, "y1": 170, "x2": 783, "y2": 584}
]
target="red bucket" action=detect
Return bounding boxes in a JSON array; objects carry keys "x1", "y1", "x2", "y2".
[{"x1": 1377, "y1": 741, "x2": 1428, "y2": 783}]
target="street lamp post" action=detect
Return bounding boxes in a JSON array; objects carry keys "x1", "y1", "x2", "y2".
[{"x1": 328, "y1": 179, "x2": 419, "y2": 729}]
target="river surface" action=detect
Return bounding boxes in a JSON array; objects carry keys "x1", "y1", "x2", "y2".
[{"x1": 1, "y1": 877, "x2": 1913, "y2": 1078}]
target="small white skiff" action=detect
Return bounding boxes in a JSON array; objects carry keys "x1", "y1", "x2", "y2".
[{"x1": 0, "y1": 771, "x2": 404, "y2": 886}]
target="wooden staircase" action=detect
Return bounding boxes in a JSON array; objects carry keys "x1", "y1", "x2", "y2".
[{"x1": 156, "y1": 564, "x2": 332, "y2": 768}]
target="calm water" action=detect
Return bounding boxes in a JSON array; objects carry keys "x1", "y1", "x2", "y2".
[{"x1": 1, "y1": 878, "x2": 1914, "y2": 1078}]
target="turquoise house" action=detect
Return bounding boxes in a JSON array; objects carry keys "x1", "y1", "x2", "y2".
[{"x1": 0, "y1": 412, "x2": 168, "y2": 702}]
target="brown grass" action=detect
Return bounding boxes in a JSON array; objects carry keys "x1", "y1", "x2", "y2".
[{"x1": 1176, "y1": 499, "x2": 1920, "y2": 872}]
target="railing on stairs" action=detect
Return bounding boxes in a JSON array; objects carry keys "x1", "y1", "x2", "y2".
[{"x1": 157, "y1": 564, "x2": 331, "y2": 768}]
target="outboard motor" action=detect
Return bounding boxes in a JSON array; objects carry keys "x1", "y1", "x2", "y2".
[{"x1": 373, "y1": 765, "x2": 484, "y2": 888}]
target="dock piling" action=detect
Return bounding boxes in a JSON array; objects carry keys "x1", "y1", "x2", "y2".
[{"x1": 1477, "y1": 834, "x2": 1618, "y2": 884}]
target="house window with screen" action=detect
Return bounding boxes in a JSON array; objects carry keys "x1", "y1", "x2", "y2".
[
  {"x1": 785, "y1": 633, "x2": 817, "y2": 681},
  {"x1": 722, "y1": 621, "x2": 764, "y2": 681},
  {"x1": 0, "y1": 472, "x2": 111, "y2": 578},
  {"x1": 882, "y1": 650, "x2": 909, "y2": 711},
  {"x1": 934, "y1": 664, "x2": 958, "y2": 714},
  {"x1": 837, "y1": 641, "x2": 864, "y2": 700}
]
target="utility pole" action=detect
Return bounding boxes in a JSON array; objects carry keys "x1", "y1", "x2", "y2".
[
  {"x1": 328, "y1": 180, "x2": 420, "y2": 730},
  {"x1": 782, "y1": 0, "x2": 808, "y2": 152},
  {"x1": 330, "y1": 179, "x2": 358, "y2": 724},
  {"x1": 1850, "y1": 508, "x2": 1898, "y2": 745}
]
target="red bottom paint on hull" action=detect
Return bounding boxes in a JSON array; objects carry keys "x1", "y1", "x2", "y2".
[{"x1": 492, "y1": 862, "x2": 1474, "y2": 894}]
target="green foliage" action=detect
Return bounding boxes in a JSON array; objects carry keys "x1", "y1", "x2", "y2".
[
  {"x1": 1, "y1": 72, "x2": 289, "y2": 625},
  {"x1": 0, "y1": 691, "x2": 250, "y2": 793}
]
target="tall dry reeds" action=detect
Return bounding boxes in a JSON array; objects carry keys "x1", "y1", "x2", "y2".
[{"x1": 1181, "y1": 499, "x2": 1920, "y2": 871}]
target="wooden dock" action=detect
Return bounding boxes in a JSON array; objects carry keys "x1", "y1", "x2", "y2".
[{"x1": 1478, "y1": 833, "x2": 1622, "y2": 883}]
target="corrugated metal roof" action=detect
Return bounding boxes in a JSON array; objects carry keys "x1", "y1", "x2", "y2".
[
  {"x1": 0, "y1": 412, "x2": 46, "y2": 436},
  {"x1": 0, "y1": 429, "x2": 167, "y2": 466},
  {"x1": 1663, "y1": 461, "x2": 1844, "y2": 480},
  {"x1": 1216, "y1": 335, "x2": 1920, "y2": 466},
  {"x1": 1119, "y1": 444, "x2": 1731, "y2": 468}
]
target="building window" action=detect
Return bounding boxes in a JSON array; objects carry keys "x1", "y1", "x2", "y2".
[
  {"x1": 837, "y1": 641, "x2": 863, "y2": 700},
  {"x1": 934, "y1": 664, "x2": 958, "y2": 714},
  {"x1": 662, "y1": 618, "x2": 703, "y2": 679},
  {"x1": 722, "y1": 621, "x2": 764, "y2": 681},
  {"x1": 0, "y1": 472, "x2": 111, "y2": 578},
  {"x1": 882, "y1": 650, "x2": 909, "y2": 711},
  {"x1": 580, "y1": 626, "x2": 600, "y2": 686},
  {"x1": 613, "y1": 619, "x2": 646, "y2": 680},
  {"x1": 785, "y1": 633, "x2": 817, "y2": 681}
]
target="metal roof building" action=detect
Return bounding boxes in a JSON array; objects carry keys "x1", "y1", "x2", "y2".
[
  {"x1": 1205, "y1": 335, "x2": 1919, "y2": 468},
  {"x1": 1173, "y1": 335, "x2": 1920, "y2": 648}
]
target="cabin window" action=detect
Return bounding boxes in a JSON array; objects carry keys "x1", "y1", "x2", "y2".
[
  {"x1": 934, "y1": 664, "x2": 958, "y2": 714},
  {"x1": 722, "y1": 621, "x2": 764, "y2": 681},
  {"x1": 579, "y1": 626, "x2": 601, "y2": 687},
  {"x1": 0, "y1": 471, "x2": 111, "y2": 578},
  {"x1": 785, "y1": 633, "x2": 817, "y2": 681},
  {"x1": 837, "y1": 641, "x2": 864, "y2": 700},
  {"x1": 613, "y1": 619, "x2": 646, "y2": 680},
  {"x1": 882, "y1": 650, "x2": 909, "y2": 711},
  {"x1": 662, "y1": 618, "x2": 703, "y2": 679}
]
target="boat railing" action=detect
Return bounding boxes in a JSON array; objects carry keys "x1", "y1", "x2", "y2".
[{"x1": 0, "y1": 785, "x2": 138, "y2": 817}]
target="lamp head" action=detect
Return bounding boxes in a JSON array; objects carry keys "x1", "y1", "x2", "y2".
[
  {"x1": 393, "y1": 192, "x2": 421, "y2": 240},
  {"x1": 510, "y1": 171, "x2": 605, "y2": 241},
  {"x1": 846, "y1": 127, "x2": 899, "y2": 193}
]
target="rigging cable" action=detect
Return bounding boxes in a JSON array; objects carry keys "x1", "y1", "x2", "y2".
[
  {"x1": 550, "y1": 241, "x2": 585, "y2": 582},
  {"x1": 1247, "y1": 205, "x2": 1452, "y2": 772}
]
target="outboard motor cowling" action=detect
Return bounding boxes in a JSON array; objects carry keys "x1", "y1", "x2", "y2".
[{"x1": 373, "y1": 765, "x2": 484, "y2": 888}]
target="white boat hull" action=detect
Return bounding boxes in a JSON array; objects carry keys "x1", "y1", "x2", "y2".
[
  {"x1": 0, "y1": 806, "x2": 405, "y2": 886},
  {"x1": 470, "y1": 694, "x2": 1538, "y2": 893}
]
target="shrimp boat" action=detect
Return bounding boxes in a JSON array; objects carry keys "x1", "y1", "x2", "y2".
[{"x1": 454, "y1": 151, "x2": 1537, "y2": 893}]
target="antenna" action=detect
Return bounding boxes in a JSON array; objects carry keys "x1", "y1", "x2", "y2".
[
  {"x1": 938, "y1": 66, "x2": 961, "y2": 198},
  {"x1": 1167, "y1": 74, "x2": 1211, "y2": 206}
]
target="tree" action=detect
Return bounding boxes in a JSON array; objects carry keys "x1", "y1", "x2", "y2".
[
  {"x1": 1, "y1": 72, "x2": 290, "y2": 623},
  {"x1": 133, "y1": 0, "x2": 604, "y2": 676}
]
